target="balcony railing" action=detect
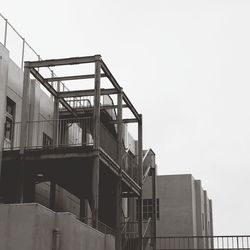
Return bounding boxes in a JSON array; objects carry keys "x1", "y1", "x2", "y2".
[
  {"x1": 3, "y1": 117, "x2": 93, "y2": 150},
  {"x1": 78, "y1": 217, "x2": 116, "y2": 236},
  {"x1": 3, "y1": 117, "x2": 140, "y2": 184}
]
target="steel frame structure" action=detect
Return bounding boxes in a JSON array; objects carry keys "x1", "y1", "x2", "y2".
[{"x1": 15, "y1": 55, "x2": 156, "y2": 250}]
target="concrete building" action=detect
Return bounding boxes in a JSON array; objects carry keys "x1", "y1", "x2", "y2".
[
  {"x1": 0, "y1": 15, "x2": 157, "y2": 249},
  {"x1": 143, "y1": 174, "x2": 213, "y2": 237}
]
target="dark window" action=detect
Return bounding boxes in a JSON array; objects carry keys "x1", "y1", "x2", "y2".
[
  {"x1": 137, "y1": 198, "x2": 160, "y2": 220},
  {"x1": 4, "y1": 117, "x2": 13, "y2": 140},
  {"x1": 4, "y1": 98, "x2": 16, "y2": 145},
  {"x1": 43, "y1": 133, "x2": 53, "y2": 146},
  {"x1": 6, "y1": 98, "x2": 15, "y2": 116}
]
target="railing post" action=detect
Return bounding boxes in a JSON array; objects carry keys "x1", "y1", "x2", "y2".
[
  {"x1": 4, "y1": 18, "x2": 7, "y2": 47},
  {"x1": 92, "y1": 55, "x2": 101, "y2": 229}
]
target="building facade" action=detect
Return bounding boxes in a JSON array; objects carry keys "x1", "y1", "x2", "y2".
[{"x1": 143, "y1": 174, "x2": 213, "y2": 238}]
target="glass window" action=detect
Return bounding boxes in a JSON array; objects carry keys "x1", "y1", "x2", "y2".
[
  {"x1": 6, "y1": 99, "x2": 15, "y2": 116},
  {"x1": 137, "y1": 198, "x2": 160, "y2": 220},
  {"x1": 4, "y1": 97, "x2": 16, "y2": 146}
]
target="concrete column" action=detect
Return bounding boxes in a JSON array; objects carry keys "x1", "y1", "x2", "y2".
[
  {"x1": 92, "y1": 57, "x2": 101, "y2": 229},
  {"x1": 80, "y1": 199, "x2": 88, "y2": 223},
  {"x1": 49, "y1": 181, "x2": 56, "y2": 210},
  {"x1": 0, "y1": 51, "x2": 9, "y2": 200}
]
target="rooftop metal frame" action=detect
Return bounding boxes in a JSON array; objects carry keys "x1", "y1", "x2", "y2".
[{"x1": 24, "y1": 54, "x2": 142, "y2": 123}]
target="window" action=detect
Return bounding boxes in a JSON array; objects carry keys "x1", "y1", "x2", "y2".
[
  {"x1": 136, "y1": 198, "x2": 160, "y2": 220},
  {"x1": 4, "y1": 117, "x2": 13, "y2": 140},
  {"x1": 43, "y1": 133, "x2": 53, "y2": 146},
  {"x1": 4, "y1": 98, "x2": 16, "y2": 147}
]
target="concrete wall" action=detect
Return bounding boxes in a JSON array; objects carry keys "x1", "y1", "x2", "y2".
[
  {"x1": 0, "y1": 203, "x2": 115, "y2": 250},
  {"x1": 0, "y1": 43, "x2": 9, "y2": 177}
]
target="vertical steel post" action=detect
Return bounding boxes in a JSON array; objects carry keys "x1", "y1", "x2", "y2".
[
  {"x1": 4, "y1": 19, "x2": 7, "y2": 47},
  {"x1": 92, "y1": 56, "x2": 101, "y2": 229},
  {"x1": 19, "y1": 64, "x2": 31, "y2": 203},
  {"x1": 53, "y1": 80, "x2": 59, "y2": 147},
  {"x1": 152, "y1": 162, "x2": 157, "y2": 250},
  {"x1": 20, "y1": 65, "x2": 30, "y2": 154},
  {"x1": 116, "y1": 89, "x2": 123, "y2": 250},
  {"x1": 138, "y1": 114, "x2": 143, "y2": 250}
]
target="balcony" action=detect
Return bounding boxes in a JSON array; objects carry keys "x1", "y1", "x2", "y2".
[{"x1": 3, "y1": 116, "x2": 140, "y2": 186}]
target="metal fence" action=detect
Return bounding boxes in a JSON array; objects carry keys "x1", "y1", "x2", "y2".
[
  {"x1": 146, "y1": 235, "x2": 250, "y2": 250},
  {"x1": 0, "y1": 12, "x2": 40, "y2": 69},
  {"x1": 0, "y1": 12, "x2": 69, "y2": 94}
]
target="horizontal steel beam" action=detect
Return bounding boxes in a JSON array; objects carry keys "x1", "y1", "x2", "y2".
[
  {"x1": 59, "y1": 105, "x2": 128, "y2": 114},
  {"x1": 110, "y1": 118, "x2": 138, "y2": 124},
  {"x1": 30, "y1": 68, "x2": 77, "y2": 117},
  {"x1": 25, "y1": 55, "x2": 100, "y2": 68},
  {"x1": 45, "y1": 73, "x2": 106, "y2": 82},
  {"x1": 58, "y1": 88, "x2": 118, "y2": 98}
]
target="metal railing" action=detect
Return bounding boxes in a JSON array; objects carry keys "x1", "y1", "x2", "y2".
[
  {"x1": 79, "y1": 217, "x2": 116, "y2": 236},
  {"x1": 3, "y1": 117, "x2": 93, "y2": 150},
  {"x1": 0, "y1": 12, "x2": 40, "y2": 69},
  {"x1": 0, "y1": 12, "x2": 69, "y2": 94},
  {"x1": 145, "y1": 235, "x2": 250, "y2": 250}
]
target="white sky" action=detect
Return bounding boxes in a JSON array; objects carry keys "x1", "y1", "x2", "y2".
[{"x1": 1, "y1": 0, "x2": 250, "y2": 235}]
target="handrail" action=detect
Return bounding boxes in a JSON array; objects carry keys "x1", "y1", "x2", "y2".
[
  {"x1": 78, "y1": 217, "x2": 116, "y2": 236},
  {"x1": 142, "y1": 148, "x2": 151, "y2": 163},
  {"x1": 142, "y1": 217, "x2": 152, "y2": 238},
  {"x1": 121, "y1": 216, "x2": 130, "y2": 234},
  {"x1": 143, "y1": 165, "x2": 151, "y2": 183}
]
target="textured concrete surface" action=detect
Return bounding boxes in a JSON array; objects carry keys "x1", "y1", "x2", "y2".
[{"x1": 0, "y1": 203, "x2": 115, "y2": 250}]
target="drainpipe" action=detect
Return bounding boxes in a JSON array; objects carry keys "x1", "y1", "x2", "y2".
[{"x1": 52, "y1": 228, "x2": 60, "y2": 250}]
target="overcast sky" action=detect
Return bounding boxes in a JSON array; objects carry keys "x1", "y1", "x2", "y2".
[{"x1": 1, "y1": 0, "x2": 250, "y2": 235}]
